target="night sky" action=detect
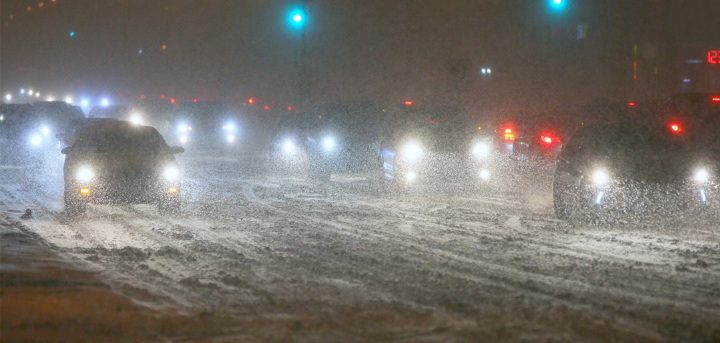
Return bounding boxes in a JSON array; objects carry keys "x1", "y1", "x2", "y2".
[{"x1": 2, "y1": 0, "x2": 720, "y2": 112}]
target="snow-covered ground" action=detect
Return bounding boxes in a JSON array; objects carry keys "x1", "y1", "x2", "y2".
[{"x1": 2, "y1": 152, "x2": 720, "y2": 342}]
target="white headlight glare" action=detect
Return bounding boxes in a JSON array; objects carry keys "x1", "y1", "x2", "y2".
[
  {"x1": 591, "y1": 170, "x2": 609, "y2": 186},
  {"x1": 224, "y1": 123, "x2": 235, "y2": 131},
  {"x1": 30, "y1": 135, "x2": 43, "y2": 146},
  {"x1": 41, "y1": 126, "x2": 50, "y2": 135},
  {"x1": 164, "y1": 166, "x2": 180, "y2": 182},
  {"x1": 226, "y1": 134, "x2": 236, "y2": 143},
  {"x1": 129, "y1": 114, "x2": 143, "y2": 126},
  {"x1": 322, "y1": 137, "x2": 336, "y2": 151},
  {"x1": 479, "y1": 169, "x2": 491, "y2": 180},
  {"x1": 282, "y1": 139, "x2": 296, "y2": 154},
  {"x1": 694, "y1": 168, "x2": 709, "y2": 183},
  {"x1": 178, "y1": 125, "x2": 188, "y2": 133},
  {"x1": 405, "y1": 171, "x2": 417, "y2": 182},
  {"x1": 402, "y1": 141, "x2": 423, "y2": 162},
  {"x1": 180, "y1": 135, "x2": 188, "y2": 144},
  {"x1": 76, "y1": 166, "x2": 94, "y2": 182},
  {"x1": 472, "y1": 141, "x2": 491, "y2": 158}
]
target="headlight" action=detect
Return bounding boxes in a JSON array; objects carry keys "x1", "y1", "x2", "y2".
[
  {"x1": 322, "y1": 136, "x2": 336, "y2": 151},
  {"x1": 30, "y1": 135, "x2": 43, "y2": 146},
  {"x1": 590, "y1": 169, "x2": 609, "y2": 186},
  {"x1": 129, "y1": 114, "x2": 143, "y2": 126},
  {"x1": 694, "y1": 168, "x2": 709, "y2": 183},
  {"x1": 226, "y1": 134, "x2": 236, "y2": 143},
  {"x1": 401, "y1": 141, "x2": 423, "y2": 162},
  {"x1": 223, "y1": 123, "x2": 236, "y2": 131},
  {"x1": 163, "y1": 166, "x2": 180, "y2": 182},
  {"x1": 76, "y1": 166, "x2": 94, "y2": 182},
  {"x1": 472, "y1": 141, "x2": 491, "y2": 158},
  {"x1": 41, "y1": 126, "x2": 50, "y2": 135},
  {"x1": 177, "y1": 124, "x2": 189, "y2": 133},
  {"x1": 282, "y1": 139, "x2": 296, "y2": 154}
]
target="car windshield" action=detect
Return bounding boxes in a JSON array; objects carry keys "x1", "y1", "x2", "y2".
[
  {"x1": 75, "y1": 125, "x2": 168, "y2": 154},
  {"x1": 4, "y1": 2, "x2": 720, "y2": 343}
]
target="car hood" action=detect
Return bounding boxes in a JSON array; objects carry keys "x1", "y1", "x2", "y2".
[{"x1": 67, "y1": 153, "x2": 177, "y2": 172}]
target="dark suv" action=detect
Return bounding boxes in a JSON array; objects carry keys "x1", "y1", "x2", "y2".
[{"x1": 61, "y1": 120, "x2": 184, "y2": 217}]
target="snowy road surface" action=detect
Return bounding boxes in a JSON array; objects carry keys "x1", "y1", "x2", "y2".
[{"x1": 2, "y1": 153, "x2": 720, "y2": 342}]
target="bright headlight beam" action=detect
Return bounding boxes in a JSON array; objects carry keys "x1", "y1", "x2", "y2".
[
  {"x1": 694, "y1": 168, "x2": 709, "y2": 183},
  {"x1": 472, "y1": 141, "x2": 491, "y2": 158},
  {"x1": 163, "y1": 166, "x2": 180, "y2": 182},
  {"x1": 129, "y1": 114, "x2": 143, "y2": 126},
  {"x1": 76, "y1": 166, "x2": 94, "y2": 182},
  {"x1": 591, "y1": 170, "x2": 609, "y2": 186},
  {"x1": 30, "y1": 135, "x2": 42, "y2": 146},
  {"x1": 402, "y1": 141, "x2": 423, "y2": 162},
  {"x1": 282, "y1": 139, "x2": 296, "y2": 154},
  {"x1": 322, "y1": 137, "x2": 336, "y2": 151},
  {"x1": 226, "y1": 134, "x2": 236, "y2": 143}
]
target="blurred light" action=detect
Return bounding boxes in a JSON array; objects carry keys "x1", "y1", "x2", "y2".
[
  {"x1": 683, "y1": 79, "x2": 691, "y2": 83},
  {"x1": 139, "y1": 49, "x2": 143, "y2": 54},
  {"x1": 41, "y1": 126, "x2": 50, "y2": 135},
  {"x1": 160, "y1": 95, "x2": 165, "y2": 99},
  {"x1": 293, "y1": 13, "x2": 302, "y2": 23},
  {"x1": 28, "y1": 89, "x2": 34, "y2": 96},
  {"x1": 226, "y1": 134, "x2": 236, "y2": 143},
  {"x1": 35, "y1": 92, "x2": 40, "y2": 98},
  {"x1": 265, "y1": 106, "x2": 269, "y2": 110},
  {"x1": 472, "y1": 141, "x2": 491, "y2": 157},
  {"x1": 404, "y1": 100, "x2": 413, "y2": 106},
  {"x1": 487, "y1": 68, "x2": 492, "y2": 74},
  {"x1": 80, "y1": 188, "x2": 91, "y2": 195},
  {"x1": 194, "y1": 99, "x2": 198, "y2": 102},
  {"x1": 694, "y1": 169, "x2": 709, "y2": 183},
  {"x1": 76, "y1": 166, "x2": 94, "y2": 182},
  {"x1": 162, "y1": 45, "x2": 167, "y2": 50},
  {"x1": 171, "y1": 98, "x2": 176, "y2": 104},
  {"x1": 20, "y1": 89, "x2": 25, "y2": 94},
  {"x1": 481, "y1": 68, "x2": 487, "y2": 74},
  {"x1": 81, "y1": 99, "x2": 89, "y2": 107},
  {"x1": 282, "y1": 139, "x2": 296, "y2": 153},
  {"x1": 70, "y1": 31, "x2": 74, "y2": 37},
  {"x1": 0, "y1": 115, "x2": 4, "y2": 121},
  {"x1": 405, "y1": 171, "x2": 417, "y2": 182},
  {"x1": 140, "y1": 95, "x2": 145, "y2": 99},
  {"x1": 47, "y1": 96, "x2": 54, "y2": 101},
  {"x1": 101, "y1": 99, "x2": 109, "y2": 106},
  {"x1": 322, "y1": 137, "x2": 336, "y2": 151},
  {"x1": 505, "y1": 128, "x2": 512, "y2": 134},
  {"x1": 188, "y1": 126, "x2": 192, "y2": 131},
  {"x1": 30, "y1": 135, "x2": 42, "y2": 146},
  {"x1": 700, "y1": 189, "x2": 707, "y2": 202},
  {"x1": 595, "y1": 191, "x2": 605, "y2": 204},
  {"x1": 169, "y1": 187, "x2": 178, "y2": 194},
  {"x1": 504, "y1": 128, "x2": 515, "y2": 141},
  {"x1": 553, "y1": 0, "x2": 561, "y2": 4},
  {"x1": 180, "y1": 135, "x2": 188, "y2": 144},
  {"x1": 401, "y1": 141, "x2": 423, "y2": 162},
  {"x1": 224, "y1": 123, "x2": 235, "y2": 131},
  {"x1": 163, "y1": 166, "x2": 180, "y2": 181},
  {"x1": 129, "y1": 114, "x2": 143, "y2": 125},
  {"x1": 591, "y1": 170, "x2": 609, "y2": 186},
  {"x1": 248, "y1": 98, "x2": 254, "y2": 104},
  {"x1": 628, "y1": 102, "x2": 636, "y2": 107},
  {"x1": 479, "y1": 169, "x2": 491, "y2": 181},
  {"x1": 65, "y1": 96, "x2": 72, "y2": 104},
  {"x1": 5, "y1": 94, "x2": 11, "y2": 101},
  {"x1": 712, "y1": 96, "x2": 720, "y2": 102},
  {"x1": 288, "y1": 106, "x2": 292, "y2": 111},
  {"x1": 670, "y1": 123, "x2": 682, "y2": 133}
]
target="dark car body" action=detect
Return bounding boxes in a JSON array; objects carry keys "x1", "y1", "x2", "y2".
[
  {"x1": 1, "y1": 102, "x2": 84, "y2": 165},
  {"x1": 269, "y1": 102, "x2": 385, "y2": 180},
  {"x1": 168, "y1": 102, "x2": 241, "y2": 150},
  {"x1": 61, "y1": 121, "x2": 184, "y2": 216},
  {"x1": 379, "y1": 104, "x2": 500, "y2": 186},
  {"x1": 553, "y1": 121, "x2": 720, "y2": 221}
]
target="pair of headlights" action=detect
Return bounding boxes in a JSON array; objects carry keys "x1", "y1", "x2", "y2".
[
  {"x1": 588, "y1": 168, "x2": 711, "y2": 186},
  {"x1": 75, "y1": 165, "x2": 180, "y2": 182},
  {"x1": 399, "y1": 140, "x2": 491, "y2": 162},
  {"x1": 280, "y1": 136, "x2": 336, "y2": 154}
]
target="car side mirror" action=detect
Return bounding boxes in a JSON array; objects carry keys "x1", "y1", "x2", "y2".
[
  {"x1": 169, "y1": 146, "x2": 184, "y2": 154},
  {"x1": 61, "y1": 147, "x2": 72, "y2": 154}
]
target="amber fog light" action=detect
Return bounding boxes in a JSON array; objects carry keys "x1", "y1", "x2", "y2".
[
  {"x1": 80, "y1": 188, "x2": 91, "y2": 195},
  {"x1": 168, "y1": 187, "x2": 178, "y2": 194}
]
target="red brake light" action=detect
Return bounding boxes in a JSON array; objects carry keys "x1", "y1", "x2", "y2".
[
  {"x1": 541, "y1": 136, "x2": 553, "y2": 143},
  {"x1": 670, "y1": 123, "x2": 682, "y2": 133},
  {"x1": 404, "y1": 100, "x2": 413, "y2": 106},
  {"x1": 503, "y1": 128, "x2": 514, "y2": 141},
  {"x1": 628, "y1": 102, "x2": 636, "y2": 107},
  {"x1": 712, "y1": 96, "x2": 720, "y2": 102}
]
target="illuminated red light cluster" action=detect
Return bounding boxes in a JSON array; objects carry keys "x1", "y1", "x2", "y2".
[
  {"x1": 404, "y1": 100, "x2": 413, "y2": 106},
  {"x1": 503, "y1": 128, "x2": 515, "y2": 141},
  {"x1": 627, "y1": 102, "x2": 636, "y2": 107},
  {"x1": 670, "y1": 123, "x2": 682, "y2": 133},
  {"x1": 709, "y1": 50, "x2": 719, "y2": 64},
  {"x1": 712, "y1": 96, "x2": 720, "y2": 102}
]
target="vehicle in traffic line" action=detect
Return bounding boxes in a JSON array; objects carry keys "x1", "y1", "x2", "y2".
[
  {"x1": 553, "y1": 118, "x2": 720, "y2": 222},
  {"x1": 61, "y1": 120, "x2": 184, "y2": 217},
  {"x1": 379, "y1": 104, "x2": 502, "y2": 188},
  {"x1": 168, "y1": 101, "x2": 241, "y2": 150},
  {"x1": 513, "y1": 115, "x2": 580, "y2": 159},
  {"x1": 269, "y1": 101, "x2": 385, "y2": 181}
]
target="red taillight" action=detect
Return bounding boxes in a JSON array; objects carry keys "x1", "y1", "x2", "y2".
[
  {"x1": 404, "y1": 100, "x2": 413, "y2": 106},
  {"x1": 712, "y1": 96, "x2": 720, "y2": 102},
  {"x1": 670, "y1": 123, "x2": 682, "y2": 133},
  {"x1": 503, "y1": 128, "x2": 514, "y2": 141},
  {"x1": 628, "y1": 102, "x2": 636, "y2": 107},
  {"x1": 541, "y1": 136, "x2": 553, "y2": 143}
]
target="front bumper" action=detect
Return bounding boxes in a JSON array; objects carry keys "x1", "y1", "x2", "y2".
[
  {"x1": 385, "y1": 153, "x2": 495, "y2": 185},
  {"x1": 68, "y1": 178, "x2": 181, "y2": 204},
  {"x1": 580, "y1": 181, "x2": 716, "y2": 215}
]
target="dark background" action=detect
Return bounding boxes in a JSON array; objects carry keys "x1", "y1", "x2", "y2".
[{"x1": 2, "y1": 0, "x2": 720, "y2": 115}]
